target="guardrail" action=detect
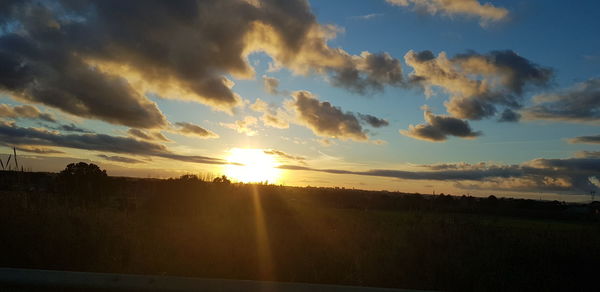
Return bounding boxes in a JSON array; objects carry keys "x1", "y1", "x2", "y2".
[{"x1": 0, "y1": 268, "x2": 435, "y2": 291}]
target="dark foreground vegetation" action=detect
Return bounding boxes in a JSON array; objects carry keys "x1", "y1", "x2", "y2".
[{"x1": 1, "y1": 164, "x2": 599, "y2": 291}]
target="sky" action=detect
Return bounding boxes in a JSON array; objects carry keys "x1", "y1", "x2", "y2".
[{"x1": 0, "y1": 0, "x2": 598, "y2": 201}]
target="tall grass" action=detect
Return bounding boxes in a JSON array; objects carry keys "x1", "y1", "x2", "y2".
[{"x1": 0, "y1": 173, "x2": 599, "y2": 291}]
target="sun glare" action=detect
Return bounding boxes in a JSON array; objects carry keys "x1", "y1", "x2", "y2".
[{"x1": 225, "y1": 148, "x2": 281, "y2": 183}]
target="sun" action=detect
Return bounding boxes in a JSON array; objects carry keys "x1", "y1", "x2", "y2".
[{"x1": 224, "y1": 148, "x2": 281, "y2": 183}]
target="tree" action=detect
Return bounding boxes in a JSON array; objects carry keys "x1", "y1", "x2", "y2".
[
  {"x1": 56, "y1": 162, "x2": 108, "y2": 204},
  {"x1": 213, "y1": 175, "x2": 231, "y2": 184},
  {"x1": 179, "y1": 174, "x2": 200, "y2": 181},
  {"x1": 59, "y1": 162, "x2": 107, "y2": 179}
]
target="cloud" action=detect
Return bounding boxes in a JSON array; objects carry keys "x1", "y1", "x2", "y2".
[
  {"x1": 174, "y1": 122, "x2": 219, "y2": 139},
  {"x1": 0, "y1": 0, "x2": 406, "y2": 128},
  {"x1": 351, "y1": 13, "x2": 384, "y2": 20},
  {"x1": 0, "y1": 104, "x2": 94, "y2": 133},
  {"x1": 316, "y1": 138, "x2": 336, "y2": 147},
  {"x1": 331, "y1": 52, "x2": 404, "y2": 94},
  {"x1": 358, "y1": 113, "x2": 389, "y2": 128},
  {"x1": 371, "y1": 139, "x2": 388, "y2": 145},
  {"x1": 97, "y1": 154, "x2": 144, "y2": 164},
  {"x1": 280, "y1": 157, "x2": 600, "y2": 194},
  {"x1": 575, "y1": 151, "x2": 600, "y2": 159},
  {"x1": 220, "y1": 116, "x2": 259, "y2": 136},
  {"x1": 52, "y1": 123, "x2": 93, "y2": 133},
  {"x1": 386, "y1": 0, "x2": 508, "y2": 25},
  {"x1": 401, "y1": 108, "x2": 481, "y2": 142},
  {"x1": 497, "y1": 108, "x2": 521, "y2": 122},
  {"x1": 128, "y1": 129, "x2": 171, "y2": 142},
  {"x1": 263, "y1": 149, "x2": 306, "y2": 163},
  {"x1": 15, "y1": 145, "x2": 63, "y2": 154},
  {"x1": 568, "y1": 134, "x2": 600, "y2": 144},
  {"x1": 0, "y1": 33, "x2": 168, "y2": 128},
  {"x1": 250, "y1": 98, "x2": 290, "y2": 129},
  {"x1": 405, "y1": 50, "x2": 552, "y2": 121},
  {"x1": 280, "y1": 91, "x2": 389, "y2": 141},
  {"x1": 0, "y1": 104, "x2": 55, "y2": 122},
  {"x1": 290, "y1": 91, "x2": 368, "y2": 141},
  {"x1": 0, "y1": 121, "x2": 227, "y2": 165},
  {"x1": 262, "y1": 75, "x2": 280, "y2": 95},
  {"x1": 522, "y1": 78, "x2": 600, "y2": 123}
]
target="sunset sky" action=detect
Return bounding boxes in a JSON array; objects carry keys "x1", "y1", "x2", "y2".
[{"x1": 0, "y1": 0, "x2": 598, "y2": 201}]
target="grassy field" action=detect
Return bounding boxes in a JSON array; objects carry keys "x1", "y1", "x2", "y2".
[{"x1": 1, "y1": 172, "x2": 599, "y2": 291}]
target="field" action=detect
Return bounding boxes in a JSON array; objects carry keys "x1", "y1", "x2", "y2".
[{"x1": 1, "y1": 171, "x2": 599, "y2": 291}]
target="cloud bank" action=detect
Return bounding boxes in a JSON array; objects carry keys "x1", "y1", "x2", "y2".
[
  {"x1": 280, "y1": 157, "x2": 600, "y2": 194},
  {"x1": 0, "y1": 121, "x2": 226, "y2": 165}
]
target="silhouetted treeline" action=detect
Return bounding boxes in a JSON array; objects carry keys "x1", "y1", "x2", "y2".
[{"x1": 1, "y1": 169, "x2": 597, "y2": 221}]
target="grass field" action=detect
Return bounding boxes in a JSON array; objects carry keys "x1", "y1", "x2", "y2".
[{"x1": 1, "y1": 173, "x2": 599, "y2": 291}]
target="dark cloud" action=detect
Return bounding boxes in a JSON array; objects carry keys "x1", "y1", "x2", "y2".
[
  {"x1": 0, "y1": 104, "x2": 55, "y2": 122},
  {"x1": 0, "y1": 32, "x2": 167, "y2": 128},
  {"x1": 445, "y1": 97, "x2": 497, "y2": 121},
  {"x1": 568, "y1": 134, "x2": 600, "y2": 144},
  {"x1": 0, "y1": 121, "x2": 226, "y2": 165},
  {"x1": 290, "y1": 91, "x2": 368, "y2": 141},
  {"x1": 331, "y1": 52, "x2": 404, "y2": 94},
  {"x1": 498, "y1": 109, "x2": 521, "y2": 122},
  {"x1": 405, "y1": 50, "x2": 552, "y2": 121},
  {"x1": 128, "y1": 129, "x2": 170, "y2": 142},
  {"x1": 401, "y1": 108, "x2": 481, "y2": 142},
  {"x1": 454, "y1": 50, "x2": 552, "y2": 94},
  {"x1": 0, "y1": 0, "x2": 405, "y2": 128},
  {"x1": 280, "y1": 157, "x2": 600, "y2": 194},
  {"x1": 523, "y1": 78, "x2": 600, "y2": 123},
  {"x1": 97, "y1": 154, "x2": 144, "y2": 164},
  {"x1": 358, "y1": 113, "x2": 389, "y2": 128},
  {"x1": 174, "y1": 122, "x2": 219, "y2": 139}
]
